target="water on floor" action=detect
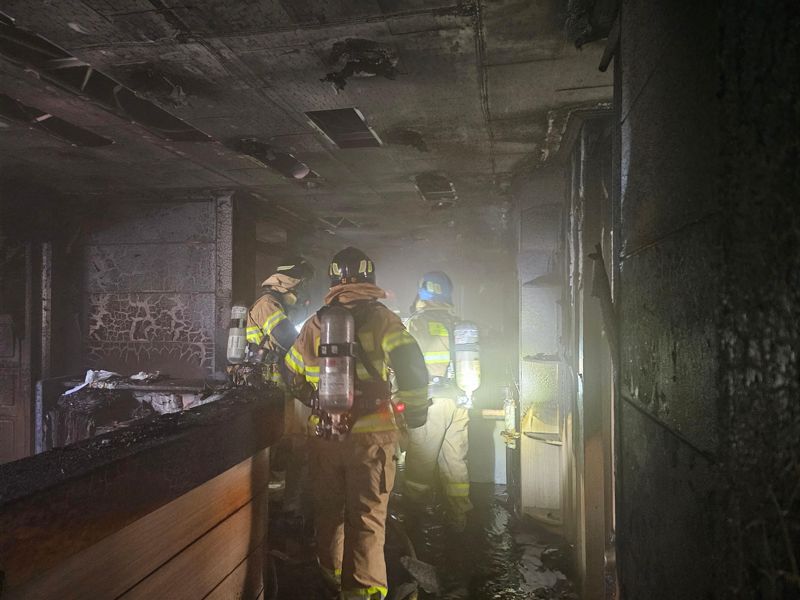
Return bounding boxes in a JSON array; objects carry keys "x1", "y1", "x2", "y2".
[{"x1": 267, "y1": 471, "x2": 577, "y2": 600}]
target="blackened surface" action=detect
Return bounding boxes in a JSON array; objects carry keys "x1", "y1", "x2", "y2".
[
  {"x1": 85, "y1": 293, "x2": 215, "y2": 375},
  {"x1": 49, "y1": 388, "x2": 153, "y2": 447},
  {"x1": 616, "y1": 0, "x2": 721, "y2": 598},
  {"x1": 214, "y1": 197, "x2": 234, "y2": 375},
  {"x1": 0, "y1": 386, "x2": 284, "y2": 587},
  {"x1": 617, "y1": 402, "x2": 715, "y2": 600},
  {"x1": 80, "y1": 201, "x2": 219, "y2": 378},
  {"x1": 83, "y1": 202, "x2": 215, "y2": 245},
  {"x1": 618, "y1": 218, "x2": 721, "y2": 453},
  {"x1": 619, "y1": 0, "x2": 719, "y2": 255},
  {"x1": 85, "y1": 244, "x2": 215, "y2": 293},
  {"x1": 717, "y1": 2, "x2": 800, "y2": 597},
  {"x1": 618, "y1": 0, "x2": 800, "y2": 598}
]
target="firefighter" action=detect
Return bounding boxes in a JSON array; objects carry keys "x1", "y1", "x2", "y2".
[
  {"x1": 244, "y1": 256, "x2": 314, "y2": 384},
  {"x1": 245, "y1": 256, "x2": 314, "y2": 524},
  {"x1": 404, "y1": 271, "x2": 473, "y2": 532},
  {"x1": 284, "y1": 247, "x2": 429, "y2": 600}
]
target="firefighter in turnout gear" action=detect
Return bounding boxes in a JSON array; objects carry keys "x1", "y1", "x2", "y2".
[
  {"x1": 244, "y1": 256, "x2": 314, "y2": 387},
  {"x1": 284, "y1": 247, "x2": 429, "y2": 600},
  {"x1": 404, "y1": 271, "x2": 473, "y2": 531}
]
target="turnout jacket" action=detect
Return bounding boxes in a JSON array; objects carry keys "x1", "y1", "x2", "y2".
[
  {"x1": 406, "y1": 300, "x2": 459, "y2": 380},
  {"x1": 285, "y1": 283, "x2": 428, "y2": 434},
  {"x1": 246, "y1": 275, "x2": 299, "y2": 355}
]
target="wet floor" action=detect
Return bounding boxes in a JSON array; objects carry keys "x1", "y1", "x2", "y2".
[{"x1": 267, "y1": 473, "x2": 577, "y2": 600}]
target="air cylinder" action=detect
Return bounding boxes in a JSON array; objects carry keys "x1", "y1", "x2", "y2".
[
  {"x1": 227, "y1": 305, "x2": 248, "y2": 364},
  {"x1": 454, "y1": 320, "x2": 480, "y2": 398},
  {"x1": 317, "y1": 305, "x2": 355, "y2": 415}
]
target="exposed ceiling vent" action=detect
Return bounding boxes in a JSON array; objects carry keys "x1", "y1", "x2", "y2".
[
  {"x1": 0, "y1": 21, "x2": 210, "y2": 142},
  {"x1": 415, "y1": 172, "x2": 458, "y2": 209},
  {"x1": 233, "y1": 138, "x2": 314, "y2": 180},
  {"x1": 305, "y1": 108, "x2": 381, "y2": 149},
  {"x1": 0, "y1": 94, "x2": 113, "y2": 147}
]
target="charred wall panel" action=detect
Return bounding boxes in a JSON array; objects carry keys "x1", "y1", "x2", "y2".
[
  {"x1": 80, "y1": 201, "x2": 225, "y2": 378},
  {"x1": 717, "y1": 2, "x2": 800, "y2": 597},
  {"x1": 616, "y1": 0, "x2": 720, "y2": 598}
]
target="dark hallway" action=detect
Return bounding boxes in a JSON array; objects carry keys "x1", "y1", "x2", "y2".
[{"x1": 1, "y1": 1, "x2": 799, "y2": 599}]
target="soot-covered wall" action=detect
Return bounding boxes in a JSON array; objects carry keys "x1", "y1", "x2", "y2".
[
  {"x1": 717, "y1": 2, "x2": 800, "y2": 597},
  {"x1": 615, "y1": 1, "x2": 720, "y2": 598},
  {"x1": 617, "y1": 1, "x2": 800, "y2": 598},
  {"x1": 78, "y1": 198, "x2": 232, "y2": 379}
]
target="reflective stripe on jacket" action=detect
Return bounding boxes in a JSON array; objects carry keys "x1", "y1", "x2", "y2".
[
  {"x1": 246, "y1": 293, "x2": 287, "y2": 347},
  {"x1": 246, "y1": 289, "x2": 299, "y2": 389},
  {"x1": 406, "y1": 302, "x2": 458, "y2": 380}
]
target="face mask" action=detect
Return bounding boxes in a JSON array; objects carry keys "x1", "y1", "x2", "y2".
[{"x1": 284, "y1": 292, "x2": 298, "y2": 306}]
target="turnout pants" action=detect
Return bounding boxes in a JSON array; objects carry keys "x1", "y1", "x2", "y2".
[
  {"x1": 310, "y1": 431, "x2": 398, "y2": 600},
  {"x1": 404, "y1": 395, "x2": 472, "y2": 527}
]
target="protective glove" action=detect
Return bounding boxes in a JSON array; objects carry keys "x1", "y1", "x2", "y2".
[
  {"x1": 291, "y1": 381, "x2": 316, "y2": 407},
  {"x1": 404, "y1": 400, "x2": 431, "y2": 429}
]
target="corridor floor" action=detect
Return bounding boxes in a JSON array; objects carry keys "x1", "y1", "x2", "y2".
[{"x1": 267, "y1": 482, "x2": 577, "y2": 600}]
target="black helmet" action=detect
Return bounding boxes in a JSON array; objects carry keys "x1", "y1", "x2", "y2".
[
  {"x1": 275, "y1": 256, "x2": 315, "y2": 281},
  {"x1": 329, "y1": 247, "x2": 375, "y2": 286}
]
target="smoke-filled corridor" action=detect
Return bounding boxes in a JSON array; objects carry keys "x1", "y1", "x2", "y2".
[{"x1": 1, "y1": 2, "x2": 799, "y2": 599}]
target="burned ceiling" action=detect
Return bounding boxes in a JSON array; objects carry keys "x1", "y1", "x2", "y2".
[{"x1": 0, "y1": 0, "x2": 612, "y2": 247}]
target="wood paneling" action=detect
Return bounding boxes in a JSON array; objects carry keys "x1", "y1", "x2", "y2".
[
  {"x1": 6, "y1": 450, "x2": 269, "y2": 600},
  {"x1": 205, "y1": 545, "x2": 266, "y2": 600},
  {"x1": 0, "y1": 388, "x2": 283, "y2": 589},
  {"x1": 121, "y1": 493, "x2": 267, "y2": 600}
]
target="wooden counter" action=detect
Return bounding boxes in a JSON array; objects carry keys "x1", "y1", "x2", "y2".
[{"x1": 0, "y1": 385, "x2": 284, "y2": 600}]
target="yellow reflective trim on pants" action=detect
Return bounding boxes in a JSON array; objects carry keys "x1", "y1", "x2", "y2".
[
  {"x1": 445, "y1": 481, "x2": 470, "y2": 497},
  {"x1": 285, "y1": 347, "x2": 305, "y2": 375},
  {"x1": 342, "y1": 585, "x2": 388, "y2": 599},
  {"x1": 423, "y1": 351, "x2": 450, "y2": 365},
  {"x1": 381, "y1": 329, "x2": 416, "y2": 353}
]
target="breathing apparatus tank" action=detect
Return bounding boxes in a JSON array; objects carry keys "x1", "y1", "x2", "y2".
[
  {"x1": 317, "y1": 306, "x2": 356, "y2": 427},
  {"x1": 454, "y1": 320, "x2": 481, "y2": 399},
  {"x1": 226, "y1": 305, "x2": 248, "y2": 364}
]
